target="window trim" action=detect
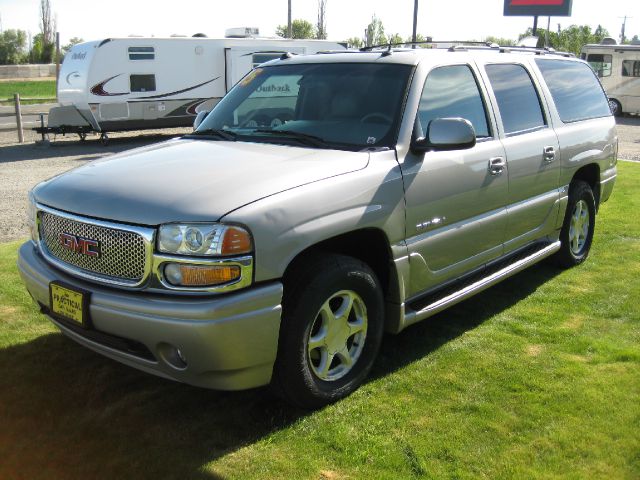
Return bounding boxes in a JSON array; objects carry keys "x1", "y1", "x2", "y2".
[
  {"x1": 484, "y1": 61, "x2": 549, "y2": 138},
  {"x1": 129, "y1": 73, "x2": 157, "y2": 93}
]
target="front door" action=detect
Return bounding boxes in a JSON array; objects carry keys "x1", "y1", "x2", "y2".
[{"x1": 402, "y1": 64, "x2": 509, "y2": 297}]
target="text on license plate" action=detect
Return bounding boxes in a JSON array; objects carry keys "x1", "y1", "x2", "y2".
[{"x1": 50, "y1": 283, "x2": 85, "y2": 324}]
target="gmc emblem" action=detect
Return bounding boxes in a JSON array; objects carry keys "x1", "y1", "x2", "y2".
[{"x1": 59, "y1": 233, "x2": 101, "y2": 258}]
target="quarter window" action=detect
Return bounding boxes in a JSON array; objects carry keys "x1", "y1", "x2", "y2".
[
  {"x1": 485, "y1": 64, "x2": 546, "y2": 136},
  {"x1": 130, "y1": 74, "x2": 156, "y2": 92},
  {"x1": 622, "y1": 60, "x2": 640, "y2": 77},
  {"x1": 586, "y1": 54, "x2": 613, "y2": 77},
  {"x1": 128, "y1": 46, "x2": 155, "y2": 60},
  {"x1": 535, "y1": 59, "x2": 611, "y2": 123},
  {"x1": 418, "y1": 65, "x2": 490, "y2": 138}
]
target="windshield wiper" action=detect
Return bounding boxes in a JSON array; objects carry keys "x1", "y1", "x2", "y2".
[
  {"x1": 254, "y1": 129, "x2": 330, "y2": 147},
  {"x1": 189, "y1": 129, "x2": 237, "y2": 141}
]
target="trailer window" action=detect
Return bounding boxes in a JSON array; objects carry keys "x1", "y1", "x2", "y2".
[
  {"x1": 128, "y1": 46, "x2": 155, "y2": 60},
  {"x1": 622, "y1": 60, "x2": 640, "y2": 77},
  {"x1": 586, "y1": 54, "x2": 612, "y2": 77},
  {"x1": 252, "y1": 53, "x2": 283, "y2": 68},
  {"x1": 130, "y1": 74, "x2": 156, "y2": 92}
]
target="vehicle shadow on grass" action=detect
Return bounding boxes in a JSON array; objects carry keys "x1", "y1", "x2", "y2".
[
  {"x1": 0, "y1": 132, "x2": 185, "y2": 164},
  {"x1": 0, "y1": 263, "x2": 562, "y2": 480}
]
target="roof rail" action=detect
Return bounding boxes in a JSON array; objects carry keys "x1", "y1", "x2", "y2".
[
  {"x1": 358, "y1": 40, "x2": 574, "y2": 57},
  {"x1": 359, "y1": 40, "x2": 495, "y2": 52}
]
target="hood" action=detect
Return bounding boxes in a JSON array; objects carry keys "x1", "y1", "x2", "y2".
[{"x1": 33, "y1": 138, "x2": 370, "y2": 225}]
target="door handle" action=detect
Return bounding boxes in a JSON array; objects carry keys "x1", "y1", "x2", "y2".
[
  {"x1": 488, "y1": 157, "x2": 506, "y2": 175},
  {"x1": 543, "y1": 146, "x2": 556, "y2": 163}
]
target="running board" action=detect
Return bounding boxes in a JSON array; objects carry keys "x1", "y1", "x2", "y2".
[{"x1": 401, "y1": 241, "x2": 561, "y2": 329}]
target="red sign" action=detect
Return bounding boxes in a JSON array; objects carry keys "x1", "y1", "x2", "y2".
[{"x1": 504, "y1": 0, "x2": 572, "y2": 16}]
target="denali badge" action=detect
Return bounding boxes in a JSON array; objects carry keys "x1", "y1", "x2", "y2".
[{"x1": 59, "y1": 233, "x2": 101, "y2": 258}]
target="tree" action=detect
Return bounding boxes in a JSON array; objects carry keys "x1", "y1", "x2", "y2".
[
  {"x1": 316, "y1": 0, "x2": 327, "y2": 40},
  {"x1": 62, "y1": 36, "x2": 83, "y2": 54},
  {"x1": 365, "y1": 15, "x2": 386, "y2": 47},
  {"x1": 345, "y1": 37, "x2": 363, "y2": 49},
  {"x1": 38, "y1": 0, "x2": 56, "y2": 63},
  {"x1": 276, "y1": 19, "x2": 316, "y2": 39},
  {"x1": 0, "y1": 29, "x2": 28, "y2": 65},
  {"x1": 483, "y1": 35, "x2": 516, "y2": 46},
  {"x1": 387, "y1": 33, "x2": 404, "y2": 46},
  {"x1": 518, "y1": 24, "x2": 609, "y2": 56}
]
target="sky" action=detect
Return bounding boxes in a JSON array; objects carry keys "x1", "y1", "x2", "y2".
[{"x1": 0, "y1": 0, "x2": 637, "y2": 46}]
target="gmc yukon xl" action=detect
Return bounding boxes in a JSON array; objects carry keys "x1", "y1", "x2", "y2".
[{"x1": 18, "y1": 46, "x2": 617, "y2": 408}]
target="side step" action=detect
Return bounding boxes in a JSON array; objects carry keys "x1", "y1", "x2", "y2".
[{"x1": 401, "y1": 241, "x2": 561, "y2": 329}]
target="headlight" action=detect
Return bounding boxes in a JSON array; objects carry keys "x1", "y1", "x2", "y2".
[
  {"x1": 27, "y1": 191, "x2": 38, "y2": 244},
  {"x1": 157, "y1": 223, "x2": 252, "y2": 256}
]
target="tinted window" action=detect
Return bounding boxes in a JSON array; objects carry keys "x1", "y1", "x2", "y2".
[
  {"x1": 587, "y1": 54, "x2": 612, "y2": 77},
  {"x1": 130, "y1": 74, "x2": 156, "y2": 92},
  {"x1": 622, "y1": 60, "x2": 640, "y2": 77},
  {"x1": 128, "y1": 46, "x2": 154, "y2": 60},
  {"x1": 418, "y1": 65, "x2": 490, "y2": 138},
  {"x1": 252, "y1": 53, "x2": 283, "y2": 68},
  {"x1": 485, "y1": 64, "x2": 545, "y2": 135},
  {"x1": 535, "y1": 59, "x2": 611, "y2": 123}
]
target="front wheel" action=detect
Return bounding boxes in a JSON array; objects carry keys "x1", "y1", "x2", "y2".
[
  {"x1": 553, "y1": 180, "x2": 596, "y2": 268},
  {"x1": 272, "y1": 254, "x2": 384, "y2": 408},
  {"x1": 609, "y1": 98, "x2": 622, "y2": 117}
]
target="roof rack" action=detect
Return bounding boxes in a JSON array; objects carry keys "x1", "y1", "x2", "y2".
[{"x1": 359, "y1": 40, "x2": 574, "y2": 58}]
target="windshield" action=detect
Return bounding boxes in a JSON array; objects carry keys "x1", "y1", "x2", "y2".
[{"x1": 193, "y1": 62, "x2": 414, "y2": 150}]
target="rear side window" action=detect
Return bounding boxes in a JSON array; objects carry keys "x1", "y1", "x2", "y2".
[
  {"x1": 418, "y1": 65, "x2": 490, "y2": 138},
  {"x1": 622, "y1": 60, "x2": 640, "y2": 77},
  {"x1": 485, "y1": 64, "x2": 546, "y2": 136},
  {"x1": 535, "y1": 59, "x2": 611, "y2": 123}
]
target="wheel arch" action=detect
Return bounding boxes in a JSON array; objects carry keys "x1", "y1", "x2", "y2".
[
  {"x1": 572, "y1": 163, "x2": 601, "y2": 210},
  {"x1": 282, "y1": 228, "x2": 401, "y2": 332}
]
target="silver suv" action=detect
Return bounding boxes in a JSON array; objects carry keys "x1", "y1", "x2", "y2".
[{"x1": 18, "y1": 46, "x2": 617, "y2": 408}]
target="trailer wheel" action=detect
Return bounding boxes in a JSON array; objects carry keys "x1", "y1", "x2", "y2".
[{"x1": 100, "y1": 133, "x2": 109, "y2": 146}]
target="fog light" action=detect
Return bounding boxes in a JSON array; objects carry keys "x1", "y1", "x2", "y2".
[{"x1": 163, "y1": 263, "x2": 241, "y2": 287}]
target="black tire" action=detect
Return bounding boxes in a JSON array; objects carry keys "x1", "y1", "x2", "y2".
[
  {"x1": 272, "y1": 254, "x2": 384, "y2": 409},
  {"x1": 553, "y1": 180, "x2": 596, "y2": 268},
  {"x1": 609, "y1": 98, "x2": 622, "y2": 117}
]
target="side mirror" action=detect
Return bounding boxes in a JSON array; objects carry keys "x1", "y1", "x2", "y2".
[
  {"x1": 193, "y1": 111, "x2": 209, "y2": 131},
  {"x1": 411, "y1": 117, "x2": 476, "y2": 153}
]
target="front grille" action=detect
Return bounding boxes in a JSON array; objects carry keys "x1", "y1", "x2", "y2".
[{"x1": 39, "y1": 210, "x2": 148, "y2": 283}]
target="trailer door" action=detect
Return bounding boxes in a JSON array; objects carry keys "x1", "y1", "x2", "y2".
[{"x1": 224, "y1": 46, "x2": 307, "y2": 92}]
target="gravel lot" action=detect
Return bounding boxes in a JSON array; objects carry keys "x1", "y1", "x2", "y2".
[{"x1": 1, "y1": 114, "x2": 639, "y2": 243}]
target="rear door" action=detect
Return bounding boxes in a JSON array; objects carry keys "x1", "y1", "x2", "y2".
[{"x1": 480, "y1": 62, "x2": 561, "y2": 252}]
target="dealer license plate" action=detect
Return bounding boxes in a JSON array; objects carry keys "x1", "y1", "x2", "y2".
[{"x1": 49, "y1": 282, "x2": 88, "y2": 326}]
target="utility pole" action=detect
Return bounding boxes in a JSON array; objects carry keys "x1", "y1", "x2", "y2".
[
  {"x1": 545, "y1": 16, "x2": 550, "y2": 47},
  {"x1": 412, "y1": 0, "x2": 418, "y2": 48},
  {"x1": 288, "y1": 0, "x2": 292, "y2": 38},
  {"x1": 619, "y1": 16, "x2": 632, "y2": 44},
  {"x1": 532, "y1": 15, "x2": 538, "y2": 36}
]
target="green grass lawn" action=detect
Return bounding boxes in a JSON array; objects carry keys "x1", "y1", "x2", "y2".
[
  {"x1": 0, "y1": 80, "x2": 56, "y2": 104},
  {"x1": 0, "y1": 162, "x2": 638, "y2": 480}
]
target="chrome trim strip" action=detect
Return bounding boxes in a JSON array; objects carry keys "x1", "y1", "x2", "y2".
[
  {"x1": 36, "y1": 203, "x2": 155, "y2": 288},
  {"x1": 401, "y1": 241, "x2": 561, "y2": 329}
]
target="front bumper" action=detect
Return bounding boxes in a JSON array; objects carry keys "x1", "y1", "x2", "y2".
[{"x1": 17, "y1": 242, "x2": 283, "y2": 390}]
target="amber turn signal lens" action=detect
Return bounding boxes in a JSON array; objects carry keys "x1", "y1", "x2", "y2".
[
  {"x1": 221, "y1": 227, "x2": 252, "y2": 255},
  {"x1": 164, "y1": 263, "x2": 241, "y2": 287}
]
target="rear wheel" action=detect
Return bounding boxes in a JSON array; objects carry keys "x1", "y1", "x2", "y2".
[
  {"x1": 554, "y1": 180, "x2": 596, "y2": 268},
  {"x1": 608, "y1": 98, "x2": 622, "y2": 117},
  {"x1": 272, "y1": 254, "x2": 384, "y2": 408}
]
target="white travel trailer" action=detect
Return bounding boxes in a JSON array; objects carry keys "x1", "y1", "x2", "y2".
[
  {"x1": 39, "y1": 32, "x2": 346, "y2": 141},
  {"x1": 581, "y1": 41, "x2": 640, "y2": 116}
]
